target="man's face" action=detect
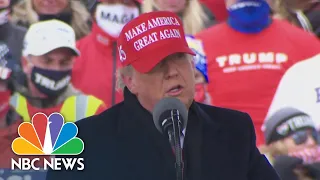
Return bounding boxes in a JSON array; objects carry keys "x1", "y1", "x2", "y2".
[
  {"x1": 23, "y1": 48, "x2": 74, "y2": 76},
  {"x1": 22, "y1": 48, "x2": 75, "y2": 98},
  {"x1": 0, "y1": 0, "x2": 9, "y2": 8},
  {"x1": 32, "y1": 0, "x2": 68, "y2": 14},
  {"x1": 128, "y1": 53, "x2": 195, "y2": 111}
]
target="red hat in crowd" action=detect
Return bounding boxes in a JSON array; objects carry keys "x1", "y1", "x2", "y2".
[{"x1": 117, "y1": 11, "x2": 195, "y2": 73}]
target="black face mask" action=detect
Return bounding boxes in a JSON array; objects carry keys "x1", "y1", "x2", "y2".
[
  {"x1": 31, "y1": 66, "x2": 71, "y2": 97},
  {"x1": 38, "y1": 12, "x2": 72, "y2": 24}
]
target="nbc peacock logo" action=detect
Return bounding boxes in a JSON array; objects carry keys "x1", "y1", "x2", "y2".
[{"x1": 11, "y1": 112, "x2": 85, "y2": 171}]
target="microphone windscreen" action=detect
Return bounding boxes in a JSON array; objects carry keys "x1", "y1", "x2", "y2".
[{"x1": 152, "y1": 97, "x2": 188, "y2": 133}]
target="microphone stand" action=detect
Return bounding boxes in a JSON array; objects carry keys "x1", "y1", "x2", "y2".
[{"x1": 167, "y1": 109, "x2": 184, "y2": 180}]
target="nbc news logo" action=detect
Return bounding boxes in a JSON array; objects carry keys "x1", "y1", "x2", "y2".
[{"x1": 11, "y1": 113, "x2": 84, "y2": 171}]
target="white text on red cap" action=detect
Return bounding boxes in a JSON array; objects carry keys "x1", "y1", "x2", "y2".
[{"x1": 124, "y1": 16, "x2": 182, "y2": 51}]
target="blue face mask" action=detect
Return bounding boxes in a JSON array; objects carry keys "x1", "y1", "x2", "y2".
[
  {"x1": 31, "y1": 66, "x2": 71, "y2": 97},
  {"x1": 227, "y1": 0, "x2": 271, "y2": 33}
]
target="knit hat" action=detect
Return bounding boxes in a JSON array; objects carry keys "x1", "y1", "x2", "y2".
[{"x1": 263, "y1": 107, "x2": 315, "y2": 145}]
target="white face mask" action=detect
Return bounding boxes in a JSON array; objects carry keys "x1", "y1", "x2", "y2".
[
  {"x1": 95, "y1": 4, "x2": 139, "y2": 38},
  {"x1": 0, "y1": 9, "x2": 9, "y2": 25}
]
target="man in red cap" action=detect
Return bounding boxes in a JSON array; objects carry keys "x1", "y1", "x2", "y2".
[{"x1": 46, "y1": 11, "x2": 279, "y2": 180}]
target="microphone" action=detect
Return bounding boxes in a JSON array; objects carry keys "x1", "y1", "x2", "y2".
[{"x1": 152, "y1": 97, "x2": 188, "y2": 180}]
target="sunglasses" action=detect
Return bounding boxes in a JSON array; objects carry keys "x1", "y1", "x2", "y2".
[{"x1": 291, "y1": 129, "x2": 319, "y2": 145}]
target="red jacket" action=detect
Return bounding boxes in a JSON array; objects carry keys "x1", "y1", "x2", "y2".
[
  {"x1": 72, "y1": 23, "x2": 123, "y2": 106},
  {"x1": 195, "y1": 19, "x2": 320, "y2": 146}
]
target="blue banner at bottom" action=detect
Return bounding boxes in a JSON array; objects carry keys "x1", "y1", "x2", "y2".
[{"x1": 0, "y1": 169, "x2": 47, "y2": 180}]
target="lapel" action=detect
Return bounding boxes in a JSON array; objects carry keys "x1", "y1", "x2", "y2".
[
  {"x1": 195, "y1": 104, "x2": 236, "y2": 180},
  {"x1": 185, "y1": 104, "x2": 224, "y2": 180},
  {"x1": 116, "y1": 88, "x2": 176, "y2": 180}
]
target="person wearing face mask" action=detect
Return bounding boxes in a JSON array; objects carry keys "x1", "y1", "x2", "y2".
[
  {"x1": 71, "y1": 0, "x2": 140, "y2": 106},
  {"x1": 10, "y1": 0, "x2": 91, "y2": 40},
  {"x1": 0, "y1": 0, "x2": 26, "y2": 77},
  {"x1": 261, "y1": 107, "x2": 320, "y2": 180},
  {"x1": 9, "y1": 19, "x2": 106, "y2": 123},
  {"x1": 195, "y1": 0, "x2": 320, "y2": 147},
  {"x1": 186, "y1": 35, "x2": 211, "y2": 105}
]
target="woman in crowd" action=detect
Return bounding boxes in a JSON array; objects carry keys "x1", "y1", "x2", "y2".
[
  {"x1": 269, "y1": 0, "x2": 320, "y2": 37},
  {"x1": 141, "y1": 0, "x2": 215, "y2": 34},
  {"x1": 10, "y1": 0, "x2": 91, "y2": 40},
  {"x1": 261, "y1": 107, "x2": 320, "y2": 180}
]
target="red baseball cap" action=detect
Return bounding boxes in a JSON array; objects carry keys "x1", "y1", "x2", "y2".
[{"x1": 117, "y1": 11, "x2": 195, "y2": 73}]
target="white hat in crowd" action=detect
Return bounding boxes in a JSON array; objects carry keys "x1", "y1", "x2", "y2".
[{"x1": 22, "y1": 19, "x2": 80, "y2": 57}]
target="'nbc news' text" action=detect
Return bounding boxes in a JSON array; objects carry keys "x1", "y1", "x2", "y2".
[{"x1": 11, "y1": 158, "x2": 84, "y2": 171}]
